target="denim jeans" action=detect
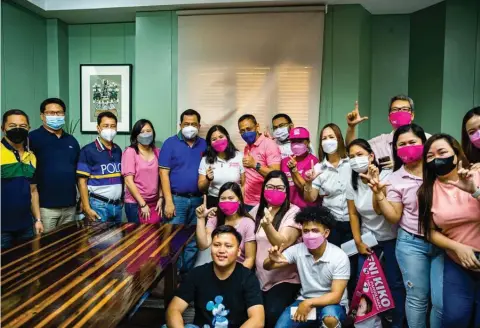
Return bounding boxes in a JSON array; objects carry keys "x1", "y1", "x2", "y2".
[
  {"x1": 167, "y1": 195, "x2": 203, "y2": 274},
  {"x1": 89, "y1": 198, "x2": 123, "y2": 224},
  {"x1": 442, "y1": 255, "x2": 480, "y2": 328},
  {"x1": 275, "y1": 299, "x2": 346, "y2": 328},
  {"x1": 1, "y1": 226, "x2": 34, "y2": 249},
  {"x1": 395, "y1": 228, "x2": 444, "y2": 328},
  {"x1": 358, "y1": 238, "x2": 405, "y2": 328},
  {"x1": 263, "y1": 282, "x2": 301, "y2": 328},
  {"x1": 124, "y1": 202, "x2": 139, "y2": 223}
]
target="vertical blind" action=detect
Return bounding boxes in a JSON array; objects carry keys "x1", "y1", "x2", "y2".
[{"x1": 178, "y1": 10, "x2": 324, "y2": 149}]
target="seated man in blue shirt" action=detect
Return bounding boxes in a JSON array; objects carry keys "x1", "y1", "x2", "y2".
[
  {"x1": 29, "y1": 98, "x2": 80, "y2": 232},
  {"x1": 159, "y1": 109, "x2": 207, "y2": 273},
  {"x1": 77, "y1": 111, "x2": 123, "y2": 223},
  {"x1": 264, "y1": 206, "x2": 350, "y2": 328},
  {"x1": 1, "y1": 109, "x2": 44, "y2": 248}
]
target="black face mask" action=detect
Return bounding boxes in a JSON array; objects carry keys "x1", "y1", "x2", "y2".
[
  {"x1": 426, "y1": 155, "x2": 456, "y2": 176},
  {"x1": 5, "y1": 128, "x2": 28, "y2": 144}
]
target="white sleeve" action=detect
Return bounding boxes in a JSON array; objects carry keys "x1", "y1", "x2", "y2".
[
  {"x1": 198, "y1": 157, "x2": 207, "y2": 175},
  {"x1": 312, "y1": 163, "x2": 324, "y2": 191},
  {"x1": 346, "y1": 181, "x2": 355, "y2": 200},
  {"x1": 333, "y1": 251, "x2": 351, "y2": 280},
  {"x1": 238, "y1": 152, "x2": 245, "y2": 174}
]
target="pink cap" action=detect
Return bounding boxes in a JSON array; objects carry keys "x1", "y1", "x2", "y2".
[{"x1": 289, "y1": 127, "x2": 310, "y2": 140}]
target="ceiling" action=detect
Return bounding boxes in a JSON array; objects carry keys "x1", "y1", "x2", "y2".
[{"x1": 19, "y1": 0, "x2": 444, "y2": 24}]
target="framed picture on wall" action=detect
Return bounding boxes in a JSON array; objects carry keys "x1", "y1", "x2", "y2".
[{"x1": 80, "y1": 64, "x2": 132, "y2": 133}]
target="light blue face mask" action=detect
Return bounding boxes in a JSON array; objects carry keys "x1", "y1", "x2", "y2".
[{"x1": 45, "y1": 115, "x2": 65, "y2": 130}]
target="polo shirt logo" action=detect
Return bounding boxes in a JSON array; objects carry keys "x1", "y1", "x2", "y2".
[{"x1": 101, "y1": 163, "x2": 121, "y2": 174}]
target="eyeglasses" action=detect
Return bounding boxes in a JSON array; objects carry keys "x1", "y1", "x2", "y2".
[
  {"x1": 390, "y1": 107, "x2": 412, "y2": 113},
  {"x1": 265, "y1": 184, "x2": 286, "y2": 192},
  {"x1": 44, "y1": 111, "x2": 65, "y2": 116}
]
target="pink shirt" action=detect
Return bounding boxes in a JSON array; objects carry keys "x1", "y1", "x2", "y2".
[
  {"x1": 432, "y1": 171, "x2": 480, "y2": 265},
  {"x1": 386, "y1": 166, "x2": 423, "y2": 235},
  {"x1": 251, "y1": 204, "x2": 302, "y2": 291},
  {"x1": 281, "y1": 153, "x2": 320, "y2": 208},
  {"x1": 121, "y1": 147, "x2": 160, "y2": 204},
  {"x1": 206, "y1": 216, "x2": 256, "y2": 263},
  {"x1": 244, "y1": 134, "x2": 281, "y2": 206}
]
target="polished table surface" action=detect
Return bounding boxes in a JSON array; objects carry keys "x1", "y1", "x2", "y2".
[{"x1": 1, "y1": 222, "x2": 194, "y2": 328}]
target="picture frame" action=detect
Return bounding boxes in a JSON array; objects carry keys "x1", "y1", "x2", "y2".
[{"x1": 80, "y1": 64, "x2": 132, "y2": 134}]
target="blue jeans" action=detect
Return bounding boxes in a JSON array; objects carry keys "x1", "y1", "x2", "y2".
[
  {"x1": 442, "y1": 255, "x2": 480, "y2": 328},
  {"x1": 1, "y1": 226, "x2": 34, "y2": 249},
  {"x1": 167, "y1": 195, "x2": 203, "y2": 274},
  {"x1": 89, "y1": 198, "x2": 123, "y2": 224},
  {"x1": 395, "y1": 228, "x2": 444, "y2": 328},
  {"x1": 124, "y1": 202, "x2": 139, "y2": 223},
  {"x1": 275, "y1": 299, "x2": 346, "y2": 328},
  {"x1": 357, "y1": 239, "x2": 405, "y2": 328}
]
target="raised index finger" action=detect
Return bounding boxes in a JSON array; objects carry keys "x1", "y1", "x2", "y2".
[
  {"x1": 310, "y1": 160, "x2": 314, "y2": 170},
  {"x1": 354, "y1": 100, "x2": 359, "y2": 113},
  {"x1": 203, "y1": 194, "x2": 207, "y2": 207}
]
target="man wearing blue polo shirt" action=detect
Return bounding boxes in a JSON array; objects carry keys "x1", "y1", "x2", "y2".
[
  {"x1": 77, "y1": 111, "x2": 123, "y2": 223},
  {"x1": 29, "y1": 98, "x2": 81, "y2": 232},
  {"x1": 159, "y1": 109, "x2": 207, "y2": 273}
]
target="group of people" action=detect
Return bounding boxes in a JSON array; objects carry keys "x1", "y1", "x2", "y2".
[{"x1": 1, "y1": 95, "x2": 479, "y2": 328}]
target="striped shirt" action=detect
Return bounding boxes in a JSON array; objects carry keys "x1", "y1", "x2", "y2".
[{"x1": 76, "y1": 138, "x2": 122, "y2": 200}]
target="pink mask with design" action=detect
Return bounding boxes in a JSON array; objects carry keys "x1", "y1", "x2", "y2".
[
  {"x1": 218, "y1": 201, "x2": 240, "y2": 216},
  {"x1": 291, "y1": 143, "x2": 308, "y2": 156},
  {"x1": 264, "y1": 190, "x2": 286, "y2": 206},
  {"x1": 211, "y1": 139, "x2": 228, "y2": 153},
  {"x1": 303, "y1": 232, "x2": 325, "y2": 250},
  {"x1": 389, "y1": 112, "x2": 412, "y2": 129},
  {"x1": 397, "y1": 145, "x2": 424, "y2": 163},
  {"x1": 469, "y1": 130, "x2": 480, "y2": 149}
]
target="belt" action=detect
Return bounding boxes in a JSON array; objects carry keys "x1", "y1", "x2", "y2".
[
  {"x1": 403, "y1": 229, "x2": 427, "y2": 241},
  {"x1": 172, "y1": 192, "x2": 203, "y2": 198},
  {"x1": 89, "y1": 192, "x2": 122, "y2": 205}
]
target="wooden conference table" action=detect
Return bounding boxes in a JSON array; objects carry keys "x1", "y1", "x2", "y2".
[{"x1": 1, "y1": 221, "x2": 195, "y2": 328}]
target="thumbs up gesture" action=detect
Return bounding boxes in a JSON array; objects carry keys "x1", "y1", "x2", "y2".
[
  {"x1": 206, "y1": 166, "x2": 214, "y2": 181},
  {"x1": 243, "y1": 150, "x2": 256, "y2": 169}
]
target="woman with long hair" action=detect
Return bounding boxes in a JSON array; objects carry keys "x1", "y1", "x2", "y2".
[
  {"x1": 251, "y1": 170, "x2": 302, "y2": 328},
  {"x1": 418, "y1": 133, "x2": 480, "y2": 328},
  {"x1": 195, "y1": 182, "x2": 256, "y2": 269},
  {"x1": 461, "y1": 106, "x2": 480, "y2": 167},
  {"x1": 198, "y1": 125, "x2": 245, "y2": 208},
  {"x1": 362, "y1": 123, "x2": 443, "y2": 328},
  {"x1": 121, "y1": 119, "x2": 161, "y2": 223},
  {"x1": 346, "y1": 138, "x2": 405, "y2": 328}
]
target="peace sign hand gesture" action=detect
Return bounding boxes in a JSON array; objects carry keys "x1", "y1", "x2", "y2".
[
  {"x1": 268, "y1": 244, "x2": 288, "y2": 264},
  {"x1": 346, "y1": 101, "x2": 369, "y2": 127},
  {"x1": 446, "y1": 161, "x2": 477, "y2": 194},
  {"x1": 360, "y1": 168, "x2": 390, "y2": 195}
]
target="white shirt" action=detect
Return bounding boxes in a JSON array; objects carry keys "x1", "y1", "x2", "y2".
[
  {"x1": 198, "y1": 151, "x2": 245, "y2": 197},
  {"x1": 312, "y1": 158, "x2": 351, "y2": 222},
  {"x1": 346, "y1": 170, "x2": 398, "y2": 241},
  {"x1": 283, "y1": 242, "x2": 350, "y2": 308}
]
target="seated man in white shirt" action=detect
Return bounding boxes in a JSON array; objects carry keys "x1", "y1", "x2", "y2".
[{"x1": 264, "y1": 206, "x2": 350, "y2": 328}]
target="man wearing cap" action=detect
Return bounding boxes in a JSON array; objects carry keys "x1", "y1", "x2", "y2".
[{"x1": 280, "y1": 127, "x2": 320, "y2": 208}]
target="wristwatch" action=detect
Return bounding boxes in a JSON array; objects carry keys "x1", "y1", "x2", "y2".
[
  {"x1": 472, "y1": 187, "x2": 480, "y2": 199},
  {"x1": 255, "y1": 163, "x2": 261, "y2": 172},
  {"x1": 34, "y1": 218, "x2": 42, "y2": 223}
]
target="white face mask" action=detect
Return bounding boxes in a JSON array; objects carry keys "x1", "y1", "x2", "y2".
[
  {"x1": 321, "y1": 139, "x2": 338, "y2": 154},
  {"x1": 100, "y1": 128, "x2": 117, "y2": 142},
  {"x1": 182, "y1": 126, "x2": 198, "y2": 140},
  {"x1": 349, "y1": 156, "x2": 370, "y2": 173},
  {"x1": 273, "y1": 127, "x2": 289, "y2": 142}
]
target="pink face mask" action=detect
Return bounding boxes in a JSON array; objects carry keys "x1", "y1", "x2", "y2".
[
  {"x1": 397, "y1": 144, "x2": 424, "y2": 163},
  {"x1": 389, "y1": 111, "x2": 412, "y2": 129},
  {"x1": 291, "y1": 143, "x2": 308, "y2": 156},
  {"x1": 469, "y1": 130, "x2": 480, "y2": 149},
  {"x1": 303, "y1": 232, "x2": 326, "y2": 250},
  {"x1": 218, "y1": 201, "x2": 240, "y2": 216},
  {"x1": 211, "y1": 139, "x2": 228, "y2": 153},
  {"x1": 264, "y1": 190, "x2": 287, "y2": 207}
]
